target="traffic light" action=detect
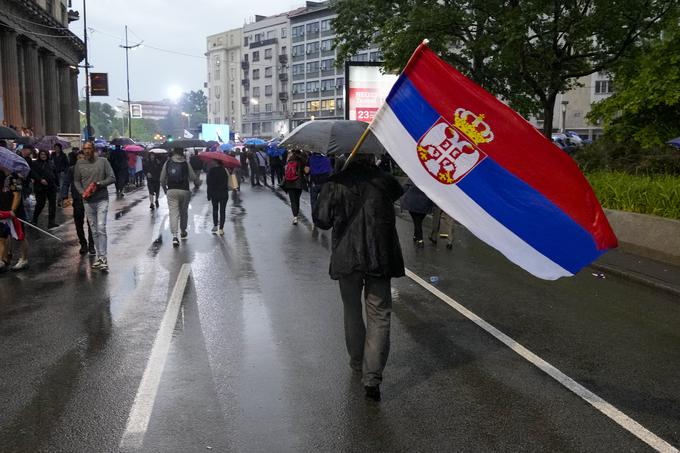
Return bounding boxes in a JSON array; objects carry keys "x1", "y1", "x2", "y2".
[{"x1": 167, "y1": 135, "x2": 174, "y2": 142}]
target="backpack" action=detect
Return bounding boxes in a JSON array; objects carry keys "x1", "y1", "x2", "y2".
[
  {"x1": 308, "y1": 154, "x2": 332, "y2": 176},
  {"x1": 284, "y1": 160, "x2": 300, "y2": 182},
  {"x1": 166, "y1": 160, "x2": 188, "y2": 186}
]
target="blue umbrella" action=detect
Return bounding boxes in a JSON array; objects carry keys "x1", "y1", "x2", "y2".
[
  {"x1": 219, "y1": 143, "x2": 234, "y2": 152},
  {"x1": 244, "y1": 138, "x2": 267, "y2": 146},
  {"x1": 266, "y1": 143, "x2": 285, "y2": 158},
  {"x1": 667, "y1": 137, "x2": 680, "y2": 149},
  {"x1": 0, "y1": 147, "x2": 30, "y2": 178}
]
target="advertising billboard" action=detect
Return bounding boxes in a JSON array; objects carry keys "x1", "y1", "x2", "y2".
[
  {"x1": 346, "y1": 63, "x2": 398, "y2": 123},
  {"x1": 201, "y1": 123, "x2": 230, "y2": 142}
]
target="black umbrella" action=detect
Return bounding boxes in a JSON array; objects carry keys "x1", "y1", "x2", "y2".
[
  {"x1": 15, "y1": 136, "x2": 36, "y2": 146},
  {"x1": 0, "y1": 126, "x2": 20, "y2": 140},
  {"x1": 279, "y1": 120, "x2": 386, "y2": 155},
  {"x1": 158, "y1": 139, "x2": 207, "y2": 149},
  {"x1": 110, "y1": 137, "x2": 136, "y2": 147}
]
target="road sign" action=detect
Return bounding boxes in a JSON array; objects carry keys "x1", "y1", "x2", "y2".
[
  {"x1": 130, "y1": 104, "x2": 143, "y2": 119},
  {"x1": 90, "y1": 73, "x2": 109, "y2": 96}
]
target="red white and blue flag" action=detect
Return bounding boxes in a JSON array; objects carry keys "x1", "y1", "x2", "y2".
[
  {"x1": 0, "y1": 211, "x2": 24, "y2": 241},
  {"x1": 370, "y1": 42, "x2": 617, "y2": 280}
]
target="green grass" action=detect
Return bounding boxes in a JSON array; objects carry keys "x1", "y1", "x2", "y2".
[{"x1": 586, "y1": 171, "x2": 680, "y2": 220}]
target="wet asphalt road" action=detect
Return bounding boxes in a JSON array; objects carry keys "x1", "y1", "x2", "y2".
[{"x1": 0, "y1": 178, "x2": 678, "y2": 453}]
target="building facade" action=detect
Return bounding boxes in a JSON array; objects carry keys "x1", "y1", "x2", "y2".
[
  {"x1": 552, "y1": 72, "x2": 614, "y2": 139},
  {"x1": 0, "y1": 0, "x2": 84, "y2": 135},
  {"x1": 206, "y1": 27, "x2": 243, "y2": 132}
]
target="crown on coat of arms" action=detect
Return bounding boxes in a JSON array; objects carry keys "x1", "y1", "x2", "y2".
[{"x1": 452, "y1": 108, "x2": 494, "y2": 145}]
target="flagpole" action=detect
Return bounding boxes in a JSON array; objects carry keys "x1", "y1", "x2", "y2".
[
  {"x1": 16, "y1": 218, "x2": 64, "y2": 242},
  {"x1": 342, "y1": 39, "x2": 430, "y2": 171}
]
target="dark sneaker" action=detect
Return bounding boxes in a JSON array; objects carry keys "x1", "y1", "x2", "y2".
[
  {"x1": 172, "y1": 237, "x2": 180, "y2": 247},
  {"x1": 155, "y1": 200, "x2": 160, "y2": 208},
  {"x1": 79, "y1": 244, "x2": 88, "y2": 255},
  {"x1": 88, "y1": 244, "x2": 96, "y2": 255},
  {"x1": 150, "y1": 203, "x2": 155, "y2": 210},
  {"x1": 364, "y1": 385, "x2": 381, "y2": 402},
  {"x1": 211, "y1": 226, "x2": 218, "y2": 234},
  {"x1": 47, "y1": 222, "x2": 59, "y2": 229},
  {"x1": 180, "y1": 231, "x2": 188, "y2": 240}
]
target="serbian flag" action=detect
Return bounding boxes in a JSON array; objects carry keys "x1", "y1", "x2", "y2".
[
  {"x1": 370, "y1": 42, "x2": 617, "y2": 280},
  {"x1": 0, "y1": 211, "x2": 24, "y2": 241}
]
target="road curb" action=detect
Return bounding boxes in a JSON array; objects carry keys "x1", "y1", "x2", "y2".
[{"x1": 589, "y1": 263, "x2": 680, "y2": 298}]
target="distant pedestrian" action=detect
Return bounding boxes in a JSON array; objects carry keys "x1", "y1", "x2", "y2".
[
  {"x1": 206, "y1": 161, "x2": 230, "y2": 235},
  {"x1": 238, "y1": 149, "x2": 249, "y2": 181},
  {"x1": 143, "y1": 153, "x2": 164, "y2": 210},
  {"x1": 400, "y1": 180, "x2": 433, "y2": 247},
  {"x1": 189, "y1": 149, "x2": 203, "y2": 174},
  {"x1": 0, "y1": 170, "x2": 29, "y2": 271},
  {"x1": 313, "y1": 154, "x2": 404, "y2": 402},
  {"x1": 109, "y1": 146, "x2": 128, "y2": 198},
  {"x1": 50, "y1": 143, "x2": 69, "y2": 206},
  {"x1": 160, "y1": 148, "x2": 201, "y2": 247},
  {"x1": 74, "y1": 141, "x2": 116, "y2": 271},
  {"x1": 429, "y1": 206, "x2": 455, "y2": 249},
  {"x1": 281, "y1": 150, "x2": 306, "y2": 225},
  {"x1": 67, "y1": 151, "x2": 95, "y2": 255},
  {"x1": 269, "y1": 152, "x2": 284, "y2": 186},
  {"x1": 305, "y1": 152, "x2": 332, "y2": 226},
  {"x1": 31, "y1": 149, "x2": 58, "y2": 229}
]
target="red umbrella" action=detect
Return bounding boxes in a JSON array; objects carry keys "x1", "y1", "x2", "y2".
[
  {"x1": 198, "y1": 151, "x2": 241, "y2": 169},
  {"x1": 124, "y1": 144, "x2": 145, "y2": 152}
]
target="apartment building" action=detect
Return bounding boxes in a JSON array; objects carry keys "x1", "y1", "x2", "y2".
[
  {"x1": 206, "y1": 27, "x2": 243, "y2": 133},
  {"x1": 552, "y1": 72, "x2": 615, "y2": 139}
]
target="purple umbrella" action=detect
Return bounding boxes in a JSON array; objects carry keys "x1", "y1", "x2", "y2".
[
  {"x1": 34, "y1": 135, "x2": 70, "y2": 150},
  {"x1": 0, "y1": 147, "x2": 30, "y2": 178}
]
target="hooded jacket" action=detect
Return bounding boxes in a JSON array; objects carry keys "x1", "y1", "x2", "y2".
[{"x1": 313, "y1": 161, "x2": 405, "y2": 280}]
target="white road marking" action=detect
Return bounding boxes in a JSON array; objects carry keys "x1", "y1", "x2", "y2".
[
  {"x1": 119, "y1": 264, "x2": 192, "y2": 450},
  {"x1": 405, "y1": 268, "x2": 679, "y2": 453}
]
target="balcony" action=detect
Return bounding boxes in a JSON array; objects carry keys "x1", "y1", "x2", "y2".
[
  {"x1": 241, "y1": 78, "x2": 249, "y2": 86},
  {"x1": 279, "y1": 92, "x2": 289, "y2": 102},
  {"x1": 279, "y1": 54, "x2": 288, "y2": 64},
  {"x1": 241, "y1": 96, "x2": 249, "y2": 104},
  {"x1": 241, "y1": 61, "x2": 249, "y2": 70},
  {"x1": 249, "y1": 38, "x2": 278, "y2": 49},
  {"x1": 278, "y1": 73, "x2": 288, "y2": 82}
]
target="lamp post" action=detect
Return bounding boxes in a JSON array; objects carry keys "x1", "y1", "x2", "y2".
[
  {"x1": 181, "y1": 112, "x2": 192, "y2": 129},
  {"x1": 120, "y1": 26, "x2": 143, "y2": 138},
  {"x1": 561, "y1": 100, "x2": 569, "y2": 134},
  {"x1": 82, "y1": 0, "x2": 92, "y2": 140}
]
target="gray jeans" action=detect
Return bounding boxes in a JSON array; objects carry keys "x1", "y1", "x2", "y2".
[
  {"x1": 338, "y1": 273, "x2": 392, "y2": 387},
  {"x1": 84, "y1": 198, "x2": 109, "y2": 258},
  {"x1": 167, "y1": 189, "x2": 191, "y2": 236}
]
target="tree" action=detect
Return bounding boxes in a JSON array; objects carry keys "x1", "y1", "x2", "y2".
[
  {"x1": 130, "y1": 118, "x2": 161, "y2": 142},
  {"x1": 79, "y1": 101, "x2": 118, "y2": 140},
  {"x1": 179, "y1": 90, "x2": 208, "y2": 127},
  {"x1": 332, "y1": 0, "x2": 676, "y2": 137},
  {"x1": 588, "y1": 17, "x2": 680, "y2": 148}
]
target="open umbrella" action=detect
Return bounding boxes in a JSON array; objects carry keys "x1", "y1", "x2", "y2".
[
  {"x1": 280, "y1": 120, "x2": 386, "y2": 155},
  {"x1": 110, "y1": 137, "x2": 136, "y2": 147},
  {"x1": 667, "y1": 137, "x2": 680, "y2": 149},
  {"x1": 14, "y1": 136, "x2": 36, "y2": 146},
  {"x1": 0, "y1": 146, "x2": 30, "y2": 177},
  {"x1": 266, "y1": 142, "x2": 286, "y2": 158},
  {"x1": 124, "y1": 144, "x2": 145, "y2": 153},
  {"x1": 198, "y1": 151, "x2": 241, "y2": 168},
  {"x1": 244, "y1": 138, "x2": 267, "y2": 146},
  {"x1": 149, "y1": 148, "x2": 168, "y2": 154},
  {"x1": 158, "y1": 139, "x2": 207, "y2": 149},
  {"x1": 35, "y1": 135, "x2": 70, "y2": 150},
  {"x1": 219, "y1": 142, "x2": 234, "y2": 152},
  {"x1": 0, "y1": 126, "x2": 20, "y2": 140}
]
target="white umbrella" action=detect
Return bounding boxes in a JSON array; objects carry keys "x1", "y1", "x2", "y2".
[{"x1": 149, "y1": 148, "x2": 168, "y2": 154}]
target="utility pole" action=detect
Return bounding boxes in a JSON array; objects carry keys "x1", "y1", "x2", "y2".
[
  {"x1": 120, "y1": 26, "x2": 142, "y2": 139},
  {"x1": 83, "y1": 0, "x2": 91, "y2": 141}
]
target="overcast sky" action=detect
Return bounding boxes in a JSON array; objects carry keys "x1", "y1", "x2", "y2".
[{"x1": 73, "y1": 0, "x2": 303, "y2": 109}]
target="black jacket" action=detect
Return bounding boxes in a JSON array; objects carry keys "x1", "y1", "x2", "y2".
[
  {"x1": 400, "y1": 181, "x2": 433, "y2": 215},
  {"x1": 143, "y1": 156, "x2": 164, "y2": 181},
  {"x1": 32, "y1": 159, "x2": 57, "y2": 193},
  {"x1": 313, "y1": 162, "x2": 405, "y2": 280},
  {"x1": 51, "y1": 151, "x2": 69, "y2": 174},
  {"x1": 206, "y1": 166, "x2": 230, "y2": 201}
]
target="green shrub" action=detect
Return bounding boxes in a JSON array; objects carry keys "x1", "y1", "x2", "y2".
[
  {"x1": 586, "y1": 171, "x2": 680, "y2": 220},
  {"x1": 575, "y1": 139, "x2": 680, "y2": 175}
]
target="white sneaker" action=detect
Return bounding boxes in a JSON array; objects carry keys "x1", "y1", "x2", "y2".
[
  {"x1": 217, "y1": 229, "x2": 224, "y2": 236},
  {"x1": 91, "y1": 258, "x2": 103, "y2": 269},
  {"x1": 98, "y1": 257, "x2": 109, "y2": 272},
  {"x1": 11, "y1": 258, "x2": 29, "y2": 271},
  {"x1": 292, "y1": 217, "x2": 298, "y2": 225}
]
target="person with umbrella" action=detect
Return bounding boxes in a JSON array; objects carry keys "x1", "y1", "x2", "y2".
[
  {"x1": 281, "y1": 150, "x2": 307, "y2": 225},
  {"x1": 206, "y1": 160, "x2": 231, "y2": 235},
  {"x1": 313, "y1": 152, "x2": 405, "y2": 402},
  {"x1": 160, "y1": 148, "x2": 201, "y2": 247},
  {"x1": 143, "y1": 152, "x2": 164, "y2": 210},
  {"x1": 31, "y1": 149, "x2": 59, "y2": 229},
  {"x1": 74, "y1": 141, "x2": 116, "y2": 272},
  {"x1": 109, "y1": 145, "x2": 129, "y2": 198}
]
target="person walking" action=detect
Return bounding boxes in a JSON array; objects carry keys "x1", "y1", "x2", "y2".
[
  {"x1": 269, "y1": 152, "x2": 284, "y2": 186},
  {"x1": 206, "y1": 161, "x2": 230, "y2": 235},
  {"x1": 400, "y1": 180, "x2": 433, "y2": 248},
  {"x1": 160, "y1": 148, "x2": 200, "y2": 247},
  {"x1": 281, "y1": 150, "x2": 307, "y2": 225},
  {"x1": 31, "y1": 149, "x2": 59, "y2": 228},
  {"x1": 305, "y1": 152, "x2": 332, "y2": 227},
  {"x1": 74, "y1": 141, "x2": 116, "y2": 271},
  {"x1": 238, "y1": 149, "x2": 249, "y2": 182},
  {"x1": 429, "y1": 206, "x2": 456, "y2": 249},
  {"x1": 109, "y1": 146, "x2": 128, "y2": 198},
  {"x1": 313, "y1": 153, "x2": 404, "y2": 402},
  {"x1": 51, "y1": 143, "x2": 69, "y2": 206},
  {"x1": 0, "y1": 170, "x2": 29, "y2": 271},
  {"x1": 67, "y1": 151, "x2": 95, "y2": 255},
  {"x1": 143, "y1": 152, "x2": 164, "y2": 210}
]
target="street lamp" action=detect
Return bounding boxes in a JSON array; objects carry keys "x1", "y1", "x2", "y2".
[
  {"x1": 561, "y1": 100, "x2": 569, "y2": 133},
  {"x1": 181, "y1": 112, "x2": 192, "y2": 129}
]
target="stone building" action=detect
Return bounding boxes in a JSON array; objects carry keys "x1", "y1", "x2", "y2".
[
  {"x1": 0, "y1": 0, "x2": 84, "y2": 135},
  {"x1": 206, "y1": 27, "x2": 243, "y2": 132}
]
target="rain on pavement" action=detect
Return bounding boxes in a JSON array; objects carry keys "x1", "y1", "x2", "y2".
[{"x1": 1, "y1": 180, "x2": 679, "y2": 452}]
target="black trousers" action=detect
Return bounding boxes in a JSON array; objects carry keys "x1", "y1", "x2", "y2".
[
  {"x1": 212, "y1": 197, "x2": 228, "y2": 229},
  {"x1": 115, "y1": 170, "x2": 128, "y2": 193},
  {"x1": 409, "y1": 212, "x2": 426, "y2": 240},
  {"x1": 288, "y1": 188, "x2": 302, "y2": 217},
  {"x1": 73, "y1": 200, "x2": 94, "y2": 246},
  {"x1": 270, "y1": 165, "x2": 283, "y2": 186},
  {"x1": 33, "y1": 190, "x2": 56, "y2": 225}
]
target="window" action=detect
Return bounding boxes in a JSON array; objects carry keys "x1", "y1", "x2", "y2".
[
  {"x1": 253, "y1": 87, "x2": 260, "y2": 97},
  {"x1": 306, "y1": 61, "x2": 319, "y2": 74},
  {"x1": 265, "y1": 48, "x2": 273, "y2": 59},
  {"x1": 320, "y1": 19, "x2": 332, "y2": 32},
  {"x1": 244, "y1": 36, "x2": 250, "y2": 46},
  {"x1": 336, "y1": 77, "x2": 344, "y2": 89},
  {"x1": 292, "y1": 83, "x2": 305, "y2": 94},
  {"x1": 254, "y1": 33, "x2": 263, "y2": 42},
  {"x1": 266, "y1": 30, "x2": 275, "y2": 39},
  {"x1": 292, "y1": 25, "x2": 305, "y2": 38},
  {"x1": 46, "y1": 0, "x2": 54, "y2": 15},
  {"x1": 265, "y1": 85, "x2": 273, "y2": 96},
  {"x1": 292, "y1": 64, "x2": 305, "y2": 76},
  {"x1": 321, "y1": 39, "x2": 333, "y2": 52},
  {"x1": 231, "y1": 101, "x2": 235, "y2": 111},
  {"x1": 337, "y1": 98, "x2": 344, "y2": 110},
  {"x1": 252, "y1": 69, "x2": 260, "y2": 80},
  {"x1": 281, "y1": 27, "x2": 288, "y2": 38},
  {"x1": 252, "y1": 51, "x2": 260, "y2": 62},
  {"x1": 306, "y1": 81, "x2": 319, "y2": 93},
  {"x1": 265, "y1": 66, "x2": 273, "y2": 78},
  {"x1": 293, "y1": 102, "x2": 305, "y2": 113},
  {"x1": 321, "y1": 99, "x2": 335, "y2": 111},
  {"x1": 307, "y1": 100, "x2": 320, "y2": 112},
  {"x1": 320, "y1": 58, "x2": 334, "y2": 71},
  {"x1": 321, "y1": 79, "x2": 334, "y2": 92},
  {"x1": 369, "y1": 51, "x2": 382, "y2": 62},
  {"x1": 230, "y1": 51, "x2": 235, "y2": 62},
  {"x1": 292, "y1": 45, "x2": 305, "y2": 57},
  {"x1": 354, "y1": 53, "x2": 368, "y2": 62},
  {"x1": 243, "y1": 54, "x2": 249, "y2": 62},
  {"x1": 265, "y1": 103, "x2": 273, "y2": 112},
  {"x1": 306, "y1": 42, "x2": 319, "y2": 54},
  {"x1": 595, "y1": 80, "x2": 614, "y2": 94},
  {"x1": 253, "y1": 103, "x2": 260, "y2": 113},
  {"x1": 282, "y1": 46, "x2": 287, "y2": 55},
  {"x1": 230, "y1": 84, "x2": 234, "y2": 95},
  {"x1": 306, "y1": 22, "x2": 319, "y2": 34}
]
